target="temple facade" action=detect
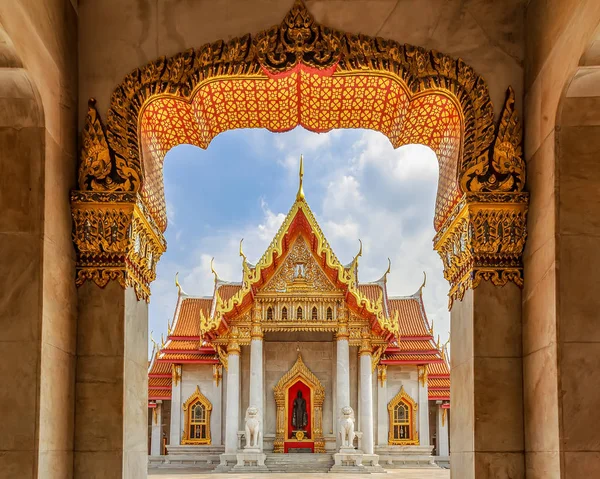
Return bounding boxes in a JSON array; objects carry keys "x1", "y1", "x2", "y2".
[{"x1": 147, "y1": 161, "x2": 451, "y2": 471}]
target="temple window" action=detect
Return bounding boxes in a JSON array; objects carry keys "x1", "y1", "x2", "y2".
[
  {"x1": 326, "y1": 307, "x2": 333, "y2": 321},
  {"x1": 282, "y1": 306, "x2": 288, "y2": 320},
  {"x1": 182, "y1": 386, "x2": 212, "y2": 444},
  {"x1": 267, "y1": 306, "x2": 273, "y2": 321},
  {"x1": 312, "y1": 306, "x2": 318, "y2": 320},
  {"x1": 297, "y1": 306, "x2": 303, "y2": 320},
  {"x1": 387, "y1": 386, "x2": 418, "y2": 445}
]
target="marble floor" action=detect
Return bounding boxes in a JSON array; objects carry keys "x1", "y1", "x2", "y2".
[{"x1": 149, "y1": 470, "x2": 450, "y2": 478}]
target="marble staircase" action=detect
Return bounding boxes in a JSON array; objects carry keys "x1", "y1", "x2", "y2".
[{"x1": 265, "y1": 453, "x2": 335, "y2": 473}]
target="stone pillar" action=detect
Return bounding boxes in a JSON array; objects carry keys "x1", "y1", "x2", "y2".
[
  {"x1": 437, "y1": 405, "x2": 449, "y2": 457},
  {"x1": 151, "y1": 402, "x2": 163, "y2": 456},
  {"x1": 376, "y1": 365, "x2": 388, "y2": 446},
  {"x1": 359, "y1": 332, "x2": 374, "y2": 455},
  {"x1": 336, "y1": 331, "x2": 350, "y2": 415},
  {"x1": 74, "y1": 282, "x2": 148, "y2": 478},
  {"x1": 169, "y1": 365, "x2": 182, "y2": 446},
  {"x1": 249, "y1": 306, "x2": 264, "y2": 450},
  {"x1": 225, "y1": 339, "x2": 241, "y2": 454},
  {"x1": 450, "y1": 282, "x2": 524, "y2": 479},
  {"x1": 417, "y1": 365, "x2": 430, "y2": 446}
]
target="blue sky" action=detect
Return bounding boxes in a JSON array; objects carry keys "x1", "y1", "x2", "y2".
[{"x1": 148, "y1": 127, "x2": 450, "y2": 353}]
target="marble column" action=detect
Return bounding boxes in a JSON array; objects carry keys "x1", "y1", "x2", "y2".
[
  {"x1": 151, "y1": 402, "x2": 162, "y2": 456},
  {"x1": 74, "y1": 282, "x2": 148, "y2": 478},
  {"x1": 451, "y1": 282, "x2": 524, "y2": 479},
  {"x1": 437, "y1": 405, "x2": 449, "y2": 457},
  {"x1": 225, "y1": 341, "x2": 241, "y2": 454},
  {"x1": 249, "y1": 308, "x2": 264, "y2": 449},
  {"x1": 376, "y1": 365, "x2": 388, "y2": 446},
  {"x1": 359, "y1": 334, "x2": 374, "y2": 455},
  {"x1": 336, "y1": 334, "x2": 350, "y2": 414},
  {"x1": 169, "y1": 365, "x2": 182, "y2": 446},
  {"x1": 417, "y1": 365, "x2": 430, "y2": 446}
]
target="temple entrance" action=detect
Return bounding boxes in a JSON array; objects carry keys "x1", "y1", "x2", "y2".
[{"x1": 273, "y1": 353, "x2": 326, "y2": 454}]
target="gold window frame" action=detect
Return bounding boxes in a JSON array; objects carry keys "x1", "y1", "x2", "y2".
[
  {"x1": 387, "y1": 385, "x2": 419, "y2": 445},
  {"x1": 182, "y1": 385, "x2": 212, "y2": 445}
]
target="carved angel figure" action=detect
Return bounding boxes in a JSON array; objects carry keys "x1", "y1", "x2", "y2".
[
  {"x1": 244, "y1": 406, "x2": 261, "y2": 449},
  {"x1": 339, "y1": 406, "x2": 355, "y2": 448}
]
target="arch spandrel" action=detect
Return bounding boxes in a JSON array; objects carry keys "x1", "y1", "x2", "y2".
[{"x1": 71, "y1": 0, "x2": 528, "y2": 306}]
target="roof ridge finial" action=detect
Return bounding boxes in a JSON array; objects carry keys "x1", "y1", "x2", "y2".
[
  {"x1": 239, "y1": 238, "x2": 247, "y2": 264},
  {"x1": 419, "y1": 271, "x2": 427, "y2": 293},
  {"x1": 175, "y1": 272, "x2": 187, "y2": 296},
  {"x1": 383, "y1": 258, "x2": 391, "y2": 282},
  {"x1": 210, "y1": 257, "x2": 219, "y2": 285},
  {"x1": 296, "y1": 155, "x2": 305, "y2": 201}
]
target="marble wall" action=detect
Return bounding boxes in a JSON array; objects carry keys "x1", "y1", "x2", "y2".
[{"x1": 179, "y1": 364, "x2": 223, "y2": 446}]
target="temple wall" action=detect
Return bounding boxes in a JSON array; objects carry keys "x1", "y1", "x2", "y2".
[
  {"x1": 524, "y1": 1, "x2": 600, "y2": 478},
  {"x1": 180, "y1": 364, "x2": 223, "y2": 446}
]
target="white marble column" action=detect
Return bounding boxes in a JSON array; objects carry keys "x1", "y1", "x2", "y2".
[
  {"x1": 336, "y1": 335, "x2": 350, "y2": 414},
  {"x1": 249, "y1": 313, "x2": 264, "y2": 450},
  {"x1": 376, "y1": 365, "x2": 388, "y2": 446},
  {"x1": 359, "y1": 336, "x2": 374, "y2": 454},
  {"x1": 437, "y1": 405, "x2": 449, "y2": 457},
  {"x1": 225, "y1": 342, "x2": 241, "y2": 454},
  {"x1": 417, "y1": 365, "x2": 430, "y2": 446},
  {"x1": 151, "y1": 402, "x2": 163, "y2": 455},
  {"x1": 169, "y1": 365, "x2": 182, "y2": 446}
]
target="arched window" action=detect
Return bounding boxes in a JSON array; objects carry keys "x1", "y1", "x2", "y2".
[
  {"x1": 387, "y1": 386, "x2": 418, "y2": 445},
  {"x1": 326, "y1": 307, "x2": 333, "y2": 321},
  {"x1": 297, "y1": 306, "x2": 303, "y2": 320},
  {"x1": 266, "y1": 306, "x2": 273, "y2": 321},
  {"x1": 182, "y1": 386, "x2": 212, "y2": 444},
  {"x1": 282, "y1": 306, "x2": 288, "y2": 320},
  {"x1": 312, "y1": 306, "x2": 318, "y2": 320}
]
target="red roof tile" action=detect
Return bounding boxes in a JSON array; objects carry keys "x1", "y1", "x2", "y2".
[
  {"x1": 172, "y1": 297, "x2": 212, "y2": 336},
  {"x1": 388, "y1": 297, "x2": 430, "y2": 336},
  {"x1": 217, "y1": 284, "x2": 242, "y2": 302}
]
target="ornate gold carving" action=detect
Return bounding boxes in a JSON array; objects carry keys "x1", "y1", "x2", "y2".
[
  {"x1": 434, "y1": 192, "x2": 528, "y2": 307},
  {"x1": 388, "y1": 386, "x2": 419, "y2": 446},
  {"x1": 153, "y1": 407, "x2": 158, "y2": 424},
  {"x1": 71, "y1": 191, "x2": 165, "y2": 301},
  {"x1": 418, "y1": 365, "x2": 428, "y2": 387},
  {"x1": 227, "y1": 326, "x2": 241, "y2": 355},
  {"x1": 213, "y1": 364, "x2": 222, "y2": 387},
  {"x1": 372, "y1": 345, "x2": 386, "y2": 372},
  {"x1": 359, "y1": 328, "x2": 372, "y2": 356},
  {"x1": 377, "y1": 364, "x2": 387, "y2": 387},
  {"x1": 215, "y1": 345, "x2": 228, "y2": 371},
  {"x1": 442, "y1": 408, "x2": 448, "y2": 427},
  {"x1": 261, "y1": 237, "x2": 338, "y2": 293},
  {"x1": 181, "y1": 386, "x2": 212, "y2": 445},
  {"x1": 251, "y1": 304, "x2": 263, "y2": 340},
  {"x1": 273, "y1": 353, "x2": 326, "y2": 453},
  {"x1": 172, "y1": 364, "x2": 181, "y2": 387},
  {"x1": 461, "y1": 87, "x2": 525, "y2": 194}
]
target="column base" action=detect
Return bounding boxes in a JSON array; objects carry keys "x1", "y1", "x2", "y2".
[
  {"x1": 330, "y1": 452, "x2": 383, "y2": 473},
  {"x1": 232, "y1": 451, "x2": 268, "y2": 472},
  {"x1": 213, "y1": 453, "x2": 237, "y2": 473}
]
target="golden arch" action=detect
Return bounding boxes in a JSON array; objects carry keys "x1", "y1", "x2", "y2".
[
  {"x1": 273, "y1": 353, "x2": 325, "y2": 453},
  {"x1": 72, "y1": 0, "x2": 527, "y2": 306}
]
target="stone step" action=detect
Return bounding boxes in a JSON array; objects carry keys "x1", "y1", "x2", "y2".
[{"x1": 265, "y1": 453, "x2": 334, "y2": 473}]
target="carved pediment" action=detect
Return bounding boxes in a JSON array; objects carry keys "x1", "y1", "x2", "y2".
[{"x1": 260, "y1": 236, "x2": 340, "y2": 294}]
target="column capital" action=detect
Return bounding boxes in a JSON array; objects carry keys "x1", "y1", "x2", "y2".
[
  {"x1": 359, "y1": 330, "x2": 372, "y2": 356},
  {"x1": 417, "y1": 364, "x2": 428, "y2": 387},
  {"x1": 335, "y1": 324, "x2": 349, "y2": 340},
  {"x1": 433, "y1": 192, "x2": 528, "y2": 308},
  {"x1": 377, "y1": 364, "x2": 387, "y2": 387}
]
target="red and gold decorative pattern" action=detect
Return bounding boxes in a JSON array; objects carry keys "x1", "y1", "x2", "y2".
[{"x1": 138, "y1": 72, "x2": 461, "y2": 231}]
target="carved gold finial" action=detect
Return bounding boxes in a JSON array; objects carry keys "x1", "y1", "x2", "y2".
[
  {"x1": 381, "y1": 258, "x2": 391, "y2": 282},
  {"x1": 210, "y1": 257, "x2": 219, "y2": 284},
  {"x1": 175, "y1": 272, "x2": 186, "y2": 296},
  {"x1": 429, "y1": 319, "x2": 434, "y2": 336},
  {"x1": 150, "y1": 331, "x2": 158, "y2": 352},
  {"x1": 239, "y1": 238, "x2": 247, "y2": 263},
  {"x1": 296, "y1": 155, "x2": 305, "y2": 201},
  {"x1": 420, "y1": 271, "x2": 427, "y2": 291},
  {"x1": 160, "y1": 333, "x2": 166, "y2": 350},
  {"x1": 437, "y1": 335, "x2": 441, "y2": 350}
]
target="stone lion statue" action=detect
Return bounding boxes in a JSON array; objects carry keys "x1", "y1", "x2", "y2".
[
  {"x1": 339, "y1": 406, "x2": 355, "y2": 448},
  {"x1": 244, "y1": 406, "x2": 261, "y2": 449}
]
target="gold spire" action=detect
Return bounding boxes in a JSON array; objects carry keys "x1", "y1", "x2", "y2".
[
  {"x1": 210, "y1": 257, "x2": 219, "y2": 284},
  {"x1": 239, "y1": 238, "x2": 247, "y2": 263},
  {"x1": 296, "y1": 155, "x2": 305, "y2": 201}
]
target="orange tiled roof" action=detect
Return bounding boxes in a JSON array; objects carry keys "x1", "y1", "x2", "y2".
[
  {"x1": 358, "y1": 284, "x2": 383, "y2": 305},
  {"x1": 149, "y1": 388, "x2": 172, "y2": 399},
  {"x1": 396, "y1": 339, "x2": 437, "y2": 352},
  {"x1": 428, "y1": 389, "x2": 450, "y2": 399},
  {"x1": 148, "y1": 361, "x2": 172, "y2": 375},
  {"x1": 217, "y1": 284, "x2": 242, "y2": 302},
  {"x1": 428, "y1": 356, "x2": 450, "y2": 376},
  {"x1": 164, "y1": 340, "x2": 202, "y2": 351},
  {"x1": 384, "y1": 353, "x2": 441, "y2": 362},
  {"x1": 158, "y1": 352, "x2": 218, "y2": 362},
  {"x1": 429, "y1": 378, "x2": 450, "y2": 388},
  {"x1": 149, "y1": 378, "x2": 171, "y2": 387},
  {"x1": 171, "y1": 297, "x2": 212, "y2": 336},
  {"x1": 388, "y1": 297, "x2": 430, "y2": 336}
]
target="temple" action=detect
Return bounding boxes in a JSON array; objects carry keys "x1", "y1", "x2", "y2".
[{"x1": 147, "y1": 159, "x2": 451, "y2": 472}]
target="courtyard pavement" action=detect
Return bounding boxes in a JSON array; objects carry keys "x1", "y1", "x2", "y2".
[{"x1": 149, "y1": 469, "x2": 450, "y2": 478}]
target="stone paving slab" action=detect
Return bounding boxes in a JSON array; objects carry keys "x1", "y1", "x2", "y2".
[{"x1": 148, "y1": 469, "x2": 451, "y2": 478}]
